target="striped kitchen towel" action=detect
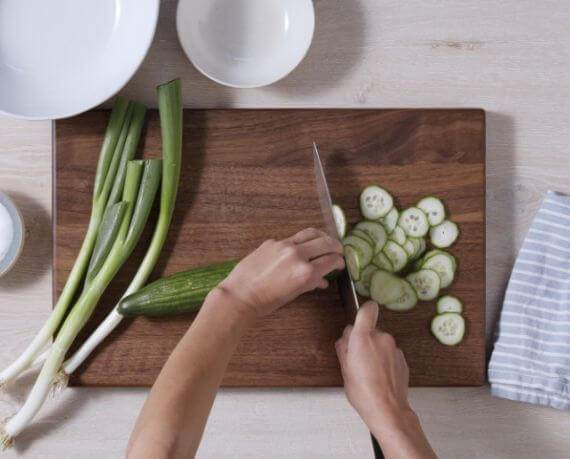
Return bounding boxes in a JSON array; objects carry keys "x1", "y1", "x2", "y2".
[{"x1": 488, "y1": 191, "x2": 570, "y2": 410}]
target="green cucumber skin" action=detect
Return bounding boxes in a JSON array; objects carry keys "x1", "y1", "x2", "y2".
[{"x1": 118, "y1": 260, "x2": 238, "y2": 316}]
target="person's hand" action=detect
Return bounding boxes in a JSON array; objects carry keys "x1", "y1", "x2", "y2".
[
  {"x1": 335, "y1": 301, "x2": 412, "y2": 434},
  {"x1": 219, "y1": 228, "x2": 345, "y2": 319}
]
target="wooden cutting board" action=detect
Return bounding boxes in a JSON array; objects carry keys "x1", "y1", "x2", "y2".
[{"x1": 54, "y1": 109, "x2": 485, "y2": 387}]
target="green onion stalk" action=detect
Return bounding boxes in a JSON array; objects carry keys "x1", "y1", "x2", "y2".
[
  {"x1": 1, "y1": 159, "x2": 162, "y2": 446},
  {"x1": 0, "y1": 99, "x2": 142, "y2": 387},
  {"x1": 62, "y1": 79, "x2": 183, "y2": 377}
]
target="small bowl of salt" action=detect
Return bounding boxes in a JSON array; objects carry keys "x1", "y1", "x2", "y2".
[{"x1": 0, "y1": 192, "x2": 24, "y2": 277}]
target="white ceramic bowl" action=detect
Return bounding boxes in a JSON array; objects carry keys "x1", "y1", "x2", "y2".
[
  {"x1": 177, "y1": 0, "x2": 315, "y2": 88},
  {"x1": 0, "y1": 192, "x2": 24, "y2": 278},
  {"x1": 0, "y1": 0, "x2": 160, "y2": 120}
]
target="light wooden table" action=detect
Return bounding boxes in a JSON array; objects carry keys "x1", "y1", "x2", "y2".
[{"x1": 1, "y1": 1, "x2": 569, "y2": 457}]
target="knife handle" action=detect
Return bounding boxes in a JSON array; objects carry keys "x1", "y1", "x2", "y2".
[{"x1": 371, "y1": 433, "x2": 384, "y2": 458}]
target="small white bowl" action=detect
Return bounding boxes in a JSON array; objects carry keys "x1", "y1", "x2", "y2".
[
  {"x1": 177, "y1": 0, "x2": 315, "y2": 88},
  {"x1": 0, "y1": 0, "x2": 159, "y2": 120},
  {"x1": 0, "y1": 193, "x2": 25, "y2": 278}
]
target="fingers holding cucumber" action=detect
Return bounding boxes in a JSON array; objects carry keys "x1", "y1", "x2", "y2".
[{"x1": 221, "y1": 230, "x2": 345, "y2": 318}]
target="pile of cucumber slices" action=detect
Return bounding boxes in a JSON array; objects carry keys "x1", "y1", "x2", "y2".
[{"x1": 334, "y1": 185, "x2": 466, "y2": 346}]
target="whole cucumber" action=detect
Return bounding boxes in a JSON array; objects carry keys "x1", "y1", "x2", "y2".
[{"x1": 118, "y1": 260, "x2": 238, "y2": 317}]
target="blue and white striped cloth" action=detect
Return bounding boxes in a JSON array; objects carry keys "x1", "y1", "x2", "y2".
[{"x1": 489, "y1": 191, "x2": 570, "y2": 410}]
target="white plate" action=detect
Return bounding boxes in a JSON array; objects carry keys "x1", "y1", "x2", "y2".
[
  {"x1": 0, "y1": 0, "x2": 159, "y2": 120},
  {"x1": 177, "y1": 0, "x2": 314, "y2": 88}
]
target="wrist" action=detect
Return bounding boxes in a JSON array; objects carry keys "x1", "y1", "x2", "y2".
[
  {"x1": 205, "y1": 285, "x2": 258, "y2": 326},
  {"x1": 369, "y1": 405, "x2": 420, "y2": 443}
]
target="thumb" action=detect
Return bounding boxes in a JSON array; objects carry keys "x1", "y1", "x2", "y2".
[{"x1": 354, "y1": 301, "x2": 379, "y2": 331}]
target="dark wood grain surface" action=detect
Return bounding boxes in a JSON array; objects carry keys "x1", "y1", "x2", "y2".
[{"x1": 54, "y1": 109, "x2": 485, "y2": 387}]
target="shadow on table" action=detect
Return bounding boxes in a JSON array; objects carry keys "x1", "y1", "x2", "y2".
[
  {"x1": 0, "y1": 192, "x2": 52, "y2": 291},
  {"x1": 267, "y1": 0, "x2": 367, "y2": 98},
  {"x1": 484, "y1": 112, "x2": 516, "y2": 357},
  {"x1": 118, "y1": 0, "x2": 238, "y2": 109}
]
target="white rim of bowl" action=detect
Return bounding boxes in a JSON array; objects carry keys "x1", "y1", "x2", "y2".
[
  {"x1": 175, "y1": 0, "x2": 315, "y2": 89},
  {"x1": 0, "y1": 0, "x2": 160, "y2": 121},
  {"x1": 0, "y1": 193, "x2": 25, "y2": 278}
]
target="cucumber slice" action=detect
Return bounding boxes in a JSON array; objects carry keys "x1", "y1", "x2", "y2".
[
  {"x1": 383, "y1": 241, "x2": 408, "y2": 272},
  {"x1": 414, "y1": 237, "x2": 426, "y2": 260},
  {"x1": 408, "y1": 237, "x2": 425, "y2": 260},
  {"x1": 403, "y1": 239, "x2": 416, "y2": 257},
  {"x1": 351, "y1": 229, "x2": 375, "y2": 247},
  {"x1": 344, "y1": 245, "x2": 362, "y2": 281},
  {"x1": 407, "y1": 237, "x2": 421, "y2": 255},
  {"x1": 372, "y1": 251, "x2": 394, "y2": 272},
  {"x1": 360, "y1": 186, "x2": 393, "y2": 220},
  {"x1": 417, "y1": 196, "x2": 445, "y2": 226},
  {"x1": 437, "y1": 295, "x2": 463, "y2": 314},
  {"x1": 431, "y1": 312, "x2": 465, "y2": 346},
  {"x1": 333, "y1": 204, "x2": 347, "y2": 238},
  {"x1": 354, "y1": 265, "x2": 378, "y2": 297},
  {"x1": 355, "y1": 221, "x2": 388, "y2": 254},
  {"x1": 378, "y1": 207, "x2": 399, "y2": 233},
  {"x1": 430, "y1": 220, "x2": 459, "y2": 248},
  {"x1": 421, "y1": 249, "x2": 456, "y2": 271},
  {"x1": 388, "y1": 226, "x2": 407, "y2": 245},
  {"x1": 424, "y1": 249, "x2": 446, "y2": 260},
  {"x1": 406, "y1": 269, "x2": 441, "y2": 301},
  {"x1": 422, "y1": 253, "x2": 455, "y2": 288},
  {"x1": 386, "y1": 279, "x2": 418, "y2": 312},
  {"x1": 399, "y1": 207, "x2": 429, "y2": 237},
  {"x1": 343, "y1": 235, "x2": 374, "y2": 267},
  {"x1": 369, "y1": 270, "x2": 403, "y2": 305}
]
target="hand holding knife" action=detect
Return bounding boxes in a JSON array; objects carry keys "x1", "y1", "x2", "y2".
[{"x1": 312, "y1": 142, "x2": 385, "y2": 459}]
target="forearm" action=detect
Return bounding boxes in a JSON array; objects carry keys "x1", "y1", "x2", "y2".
[
  {"x1": 370, "y1": 408, "x2": 437, "y2": 459},
  {"x1": 127, "y1": 229, "x2": 344, "y2": 458},
  {"x1": 127, "y1": 287, "x2": 253, "y2": 459}
]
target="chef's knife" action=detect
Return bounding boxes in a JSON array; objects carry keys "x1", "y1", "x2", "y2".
[
  {"x1": 311, "y1": 142, "x2": 360, "y2": 322},
  {"x1": 312, "y1": 142, "x2": 384, "y2": 459}
]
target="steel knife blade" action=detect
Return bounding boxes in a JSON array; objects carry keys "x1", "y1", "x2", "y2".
[{"x1": 312, "y1": 142, "x2": 360, "y2": 323}]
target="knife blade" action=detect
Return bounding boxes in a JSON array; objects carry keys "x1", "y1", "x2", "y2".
[
  {"x1": 312, "y1": 142, "x2": 360, "y2": 323},
  {"x1": 312, "y1": 142, "x2": 384, "y2": 459}
]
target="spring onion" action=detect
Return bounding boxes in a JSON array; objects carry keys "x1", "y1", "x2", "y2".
[
  {"x1": 0, "y1": 80, "x2": 182, "y2": 449},
  {"x1": 1, "y1": 159, "x2": 161, "y2": 445},
  {"x1": 63, "y1": 78, "x2": 183, "y2": 376},
  {"x1": 83, "y1": 102, "x2": 147, "y2": 290},
  {"x1": 0, "y1": 98, "x2": 134, "y2": 387},
  {"x1": 85, "y1": 202, "x2": 127, "y2": 284}
]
